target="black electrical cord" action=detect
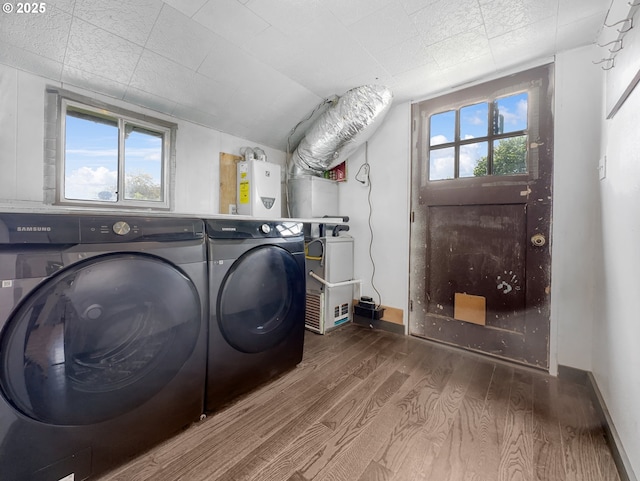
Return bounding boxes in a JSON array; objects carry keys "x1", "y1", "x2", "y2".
[{"x1": 363, "y1": 142, "x2": 382, "y2": 308}]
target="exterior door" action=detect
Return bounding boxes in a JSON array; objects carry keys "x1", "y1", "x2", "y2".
[{"x1": 409, "y1": 64, "x2": 553, "y2": 369}]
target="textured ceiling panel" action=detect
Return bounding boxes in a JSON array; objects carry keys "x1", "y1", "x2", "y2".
[
  {"x1": 0, "y1": 0, "x2": 613, "y2": 150},
  {"x1": 61, "y1": 65, "x2": 128, "y2": 100},
  {"x1": 73, "y1": 0, "x2": 162, "y2": 46},
  {"x1": 161, "y1": 0, "x2": 207, "y2": 18},
  {"x1": 374, "y1": 36, "x2": 437, "y2": 75},
  {"x1": 411, "y1": 0, "x2": 484, "y2": 46},
  {"x1": 128, "y1": 50, "x2": 197, "y2": 106},
  {"x1": 489, "y1": 19, "x2": 558, "y2": 64},
  {"x1": 194, "y1": 0, "x2": 269, "y2": 41},
  {"x1": 0, "y1": 6, "x2": 71, "y2": 62},
  {"x1": 245, "y1": 0, "x2": 337, "y2": 38},
  {"x1": 145, "y1": 5, "x2": 216, "y2": 71},
  {"x1": 350, "y1": 2, "x2": 419, "y2": 53},
  {"x1": 558, "y1": 0, "x2": 608, "y2": 26},
  {"x1": 0, "y1": 43, "x2": 63, "y2": 81},
  {"x1": 481, "y1": 0, "x2": 559, "y2": 39},
  {"x1": 323, "y1": 0, "x2": 395, "y2": 26},
  {"x1": 238, "y1": 26, "x2": 306, "y2": 72},
  {"x1": 65, "y1": 18, "x2": 143, "y2": 85},
  {"x1": 431, "y1": 26, "x2": 493, "y2": 69}
]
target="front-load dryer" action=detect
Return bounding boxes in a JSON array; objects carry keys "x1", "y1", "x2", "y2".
[
  {"x1": 204, "y1": 219, "x2": 305, "y2": 412},
  {"x1": 0, "y1": 213, "x2": 207, "y2": 481}
]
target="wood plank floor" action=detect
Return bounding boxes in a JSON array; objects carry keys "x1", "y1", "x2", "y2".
[{"x1": 97, "y1": 324, "x2": 621, "y2": 481}]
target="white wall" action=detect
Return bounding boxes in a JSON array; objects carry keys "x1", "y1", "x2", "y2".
[
  {"x1": 0, "y1": 63, "x2": 285, "y2": 214},
  {"x1": 593, "y1": 21, "x2": 640, "y2": 476},
  {"x1": 551, "y1": 45, "x2": 605, "y2": 373},
  {"x1": 338, "y1": 104, "x2": 411, "y2": 326}
]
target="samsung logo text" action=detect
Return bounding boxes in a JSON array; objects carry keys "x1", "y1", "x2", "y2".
[{"x1": 17, "y1": 226, "x2": 52, "y2": 232}]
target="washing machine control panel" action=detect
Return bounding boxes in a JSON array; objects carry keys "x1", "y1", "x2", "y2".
[
  {"x1": 79, "y1": 217, "x2": 204, "y2": 243},
  {"x1": 259, "y1": 224, "x2": 271, "y2": 235},
  {"x1": 112, "y1": 221, "x2": 131, "y2": 236}
]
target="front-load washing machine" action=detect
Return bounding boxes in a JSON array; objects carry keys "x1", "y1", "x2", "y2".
[
  {"x1": 0, "y1": 213, "x2": 207, "y2": 481},
  {"x1": 204, "y1": 219, "x2": 305, "y2": 412}
]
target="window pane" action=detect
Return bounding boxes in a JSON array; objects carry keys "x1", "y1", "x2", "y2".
[
  {"x1": 124, "y1": 124, "x2": 163, "y2": 202},
  {"x1": 492, "y1": 136, "x2": 527, "y2": 175},
  {"x1": 430, "y1": 110, "x2": 455, "y2": 146},
  {"x1": 460, "y1": 141, "x2": 488, "y2": 178},
  {"x1": 460, "y1": 103, "x2": 488, "y2": 140},
  {"x1": 493, "y1": 92, "x2": 528, "y2": 134},
  {"x1": 429, "y1": 147, "x2": 455, "y2": 180},
  {"x1": 65, "y1": 111, "x2": 118, "y2": 202}
]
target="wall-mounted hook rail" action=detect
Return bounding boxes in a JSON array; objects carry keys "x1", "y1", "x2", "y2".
[
  {"x1": 597, "y1": 39, "x2": 621, "y2": 47},
  {"x1": 592, "y1": 57, "x2": 616, "y2": 70},
  {"x1": 602, "y1": 58, "x2": 616, "y2": 70},
  {"x1": 610, "y1": 41, "x2": 623, "y2": 53},
  {"x1": 604, "y1": 17, "x2": 633, "y2": 32},
  {"x1": 597, "y1": 38, "x2": 624, "y2": 52}
]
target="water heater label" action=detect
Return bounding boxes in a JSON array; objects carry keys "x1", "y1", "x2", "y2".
[{"x1": 239, "y1": 180, "x2": 250, "y2": 204}]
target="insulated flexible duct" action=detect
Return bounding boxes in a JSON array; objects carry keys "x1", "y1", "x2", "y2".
[{"x1": 289, "y1": 84, "x2": 393, "y2": 177}]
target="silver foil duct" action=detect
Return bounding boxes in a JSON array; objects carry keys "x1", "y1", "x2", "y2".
[{"x1": 289, "y1": 85, "x2": 393, "y2": 177}]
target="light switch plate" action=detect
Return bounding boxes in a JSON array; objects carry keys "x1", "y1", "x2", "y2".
[{"x1": 599, "y1": 155, "x2": 606, "y2": 180}]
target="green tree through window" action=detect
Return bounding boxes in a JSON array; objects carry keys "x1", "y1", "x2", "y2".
[{"x1": 473, "y1": 136, "x2": 527, "y2": 177}]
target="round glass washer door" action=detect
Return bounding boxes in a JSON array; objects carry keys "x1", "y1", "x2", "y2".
[
  {"x1": 217, "y1": 245, "x2": 304, "y2": 354},
  {"x1": 0, "y1": 253, "x2": 201, "y2": 425}
]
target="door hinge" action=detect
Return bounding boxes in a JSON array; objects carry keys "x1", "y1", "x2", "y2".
[
  {"x1": 410, "y1": 211, "x2": 415, "y2": 223},
  {"x1": 409, "y1": 299, "x2": 413, "y2": 311}
]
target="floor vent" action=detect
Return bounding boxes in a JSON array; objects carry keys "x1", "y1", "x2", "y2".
[{"x1": 305, "y1": 292, "x2": 324, "y2": 333}]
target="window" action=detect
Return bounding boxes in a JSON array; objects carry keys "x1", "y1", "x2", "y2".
[
  {"x1": 427, "y1": 92, "x2": 529, "y2": 181},
  {"x1": 58, "y1": 98, "x2": 175, "y2": 209}
]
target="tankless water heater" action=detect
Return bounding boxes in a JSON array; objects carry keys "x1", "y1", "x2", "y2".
[{"x1": 237, "y1": 159, "x2": 281, "y2": 218}]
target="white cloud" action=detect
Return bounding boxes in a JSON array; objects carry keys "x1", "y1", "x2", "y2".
[
  {"x1": 500, "y1": 98, "x2": 528, "y2": 127},
  {"x1": 65, "y1": 166, "x2": 117, "y2": 201},
  {"x1": 459, "y1": 142, "x2": 487, "y2": 177},
  {"x1": 429, "y1": 148, "x2": 454, "y2": 180},
  {"x1": 430, "y1": 134, "x2": 449, "y2": 145}
]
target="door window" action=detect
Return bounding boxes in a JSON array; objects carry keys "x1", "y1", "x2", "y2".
[{"x1": 427, "y1": 92, "x2": 529, "y2": 181}]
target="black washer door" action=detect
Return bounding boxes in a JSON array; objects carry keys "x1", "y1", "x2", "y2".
[
  {"x1": 0, "y1": 253, "x2": 201, "y2": 425},
  {"x1": 217, "y1": 245, "x2": 303, "y2": 354}
]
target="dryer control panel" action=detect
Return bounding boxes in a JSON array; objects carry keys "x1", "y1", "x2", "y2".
[{"x1": 205, "y1": 219, "x2": 303, "y2": 239}]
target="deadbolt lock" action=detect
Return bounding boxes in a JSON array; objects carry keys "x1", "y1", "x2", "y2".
[{"x1": 531, "y1": 233, "x2": 546, "y2": 247}]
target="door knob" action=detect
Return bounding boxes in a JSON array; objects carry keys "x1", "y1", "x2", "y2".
[{"x1": 531, "y1": 233, "x2": 546, "y2": 247}]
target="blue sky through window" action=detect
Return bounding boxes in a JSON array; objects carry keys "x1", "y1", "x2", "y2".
[
  {"x1": 428, "y1": 92, "x2": 528, "y2": 180},
  {"x1": 65, "y1": 113, "x2": 163, "y2": 201}
]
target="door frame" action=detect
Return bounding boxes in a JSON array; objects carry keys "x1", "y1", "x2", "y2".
[{"x1": 408, "y1": 63, "x2": 555, "y2": 370}]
